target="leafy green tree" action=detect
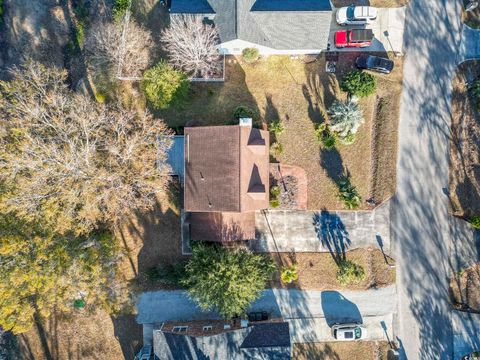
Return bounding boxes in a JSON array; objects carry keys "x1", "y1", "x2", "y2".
[
  {"x1": 0, "y1": 214, "x2": 126, "y2": 334},
  {"x1": 142, "y1": 61, "x2": 190, "y2": 109},
  {"x1": 340, "y1": 70, "x2": 376, "y2": 98},
  {"x1": 242, "y1": 48, "x2": 260, "y2": 63},
  {"x1": 328, "y1": 99, "x2": 364, "y2": 144},
  {"x1": 336, "y1": 260, "x2": 366, "y2": 285},
  {"x1": 182, "y1": 243, "x2": 275, "y2": 319},
  {"x1": 269, "y1": 119, "x2": 285, "y2": 136}
]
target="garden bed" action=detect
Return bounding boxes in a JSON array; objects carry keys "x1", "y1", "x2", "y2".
[
  {"x1": 449, "y1": 61, "x2": 480, "y2": 217},
  {"x1": 269, "y1": 249, "x2": 395, "y2": 291},
  {"x1": 293, "y1": 340, "x2": 391, "y2": 360},
  {"x1": 450, "y1": 264, "x2": 480, "y2": 312}
]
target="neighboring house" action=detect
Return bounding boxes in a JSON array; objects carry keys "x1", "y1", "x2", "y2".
[
  {"x1": 170, "y1": 0, "x2": 333, "y2": 55},
  {"x1": 184, "y1": 123, "x2": 269, "y2": 242},
  {"x1": 153, "y1": 320, "x2": 291, "y2": 359}
]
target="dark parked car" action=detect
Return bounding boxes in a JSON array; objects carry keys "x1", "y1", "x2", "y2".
[{"x1": 355, "y1": 54, "x2": 394, "y2": 74}]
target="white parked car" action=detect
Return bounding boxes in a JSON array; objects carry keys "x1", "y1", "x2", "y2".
[
  {"x1": 336, "y1": 6, "x2": 378, "y2": 26},
  {"x1": 331, "y1": 323, "x2": 368, "y2": 341}
]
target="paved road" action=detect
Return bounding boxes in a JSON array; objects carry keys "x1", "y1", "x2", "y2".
[
  {"x1": 252, "y1": 203, "x2": 390, "y2": 253},
  {"x1": 328, "y1": 7, "x2": 406, "y2": 53},
  {"x1": 391, "y1": 1, "x2": 480, "y2": 359}
]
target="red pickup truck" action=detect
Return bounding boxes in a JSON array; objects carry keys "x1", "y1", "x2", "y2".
[{"x1": 335, "y1": 29, "x2": 374, "y2": 48}]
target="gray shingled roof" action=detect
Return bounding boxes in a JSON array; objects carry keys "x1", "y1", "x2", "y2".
[
  {"x1": 170, "y1": 0, "x2": 333, "y2": 51},
  {"x1": 153, "y1": 323, "x2": 291, "y2": 360}
]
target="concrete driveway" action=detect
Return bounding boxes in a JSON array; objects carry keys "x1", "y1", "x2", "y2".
[
  {"x1": 328, "y1": 7, "x2": 406, "y2": 53},
  {"x1": 252, "y1": 202, "x2": 390, "y2": 254},
  {"x1": 137, "y1": 286, "x2": 396, "y2": 344}
]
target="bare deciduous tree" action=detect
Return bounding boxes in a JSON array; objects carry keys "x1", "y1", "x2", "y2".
[
  {"x1": 162, "y1": 14, "x2": 221, "y2": 78},
  {"x1": 84, "y1": 20, "x2": 153, "y2": 79},
  {"x1": 0, "y1": 62, "x2": 172, "y2": 235}
]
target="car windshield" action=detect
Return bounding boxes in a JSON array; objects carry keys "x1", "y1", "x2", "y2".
[
  {"x1": 344, "y1": 331, "x2": 354, "y2": 339},
  {"x1": 355, "y1": 328, "x2": 362, "y2": 339},
  {"x1": 347, "y1": 6, "x2": 355, "y2": 20}
]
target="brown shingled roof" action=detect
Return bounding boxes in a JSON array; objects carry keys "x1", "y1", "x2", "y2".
[
  {"x1": 184, "y1": 125, "x2": 269, "y2": 213},
  {"x1": 189, "y1": 211, "x2": 256, "y2": 242}
]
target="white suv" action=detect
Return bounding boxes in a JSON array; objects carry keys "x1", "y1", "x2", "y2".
[
  {"x1": 331, "y1": 323, "x2": 368, "y2": 341},
  {"x1": 336, "y1": 5, "x2": 378, "y2": 26}
]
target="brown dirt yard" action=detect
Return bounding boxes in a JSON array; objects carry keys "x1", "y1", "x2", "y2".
[
  {"x1": 157, "y1": 54, "x2": 403, "y2": 210},
  {"x1": 449, "y1": 61, "x2": 480, "y2": 217},
  {"x1": 269, "y1": 249, "x2": 396, "y2": 290},
  {"x1": 293, "y1": 340, "x2": 391, "y2": 360},
  {"x1": 450, "y1": 264, "x2": 480, "y2": 312}
]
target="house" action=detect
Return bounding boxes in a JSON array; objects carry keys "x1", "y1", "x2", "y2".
[
  {"x1": 153, "y1": 320, "x2": 291, "y2": 359},
  {"x1": 170, "y1": 0, "x2": 333, "y2": 55},
  {"x1": 184, "y1": 123, "x2": 269, "y2": 242}
]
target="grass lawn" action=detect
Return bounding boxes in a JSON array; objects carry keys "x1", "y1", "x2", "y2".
[
  {"x1": 270, "y1": 249, "x2": 395, "y2": 290},
  {"x1": 293, "y1": 341, "x2": 391, "y2": 360},
  {"x1": 449, "y1": 61, "x2": 480, "y2": 218},
  {"x1": 156, "y1": 54, "x2": 403, "y2": 210}
]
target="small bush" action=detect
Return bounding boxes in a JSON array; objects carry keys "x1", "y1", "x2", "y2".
[
  {"x1": 337, "y1": 176, "x2": 361, "y2": 209},
  {"x1": 328, "y1": 99, "x2": 364, "y2": 141},
  {"x1": 269, "y1": 185, "x2": 281, "y2": 208},
  {"x1": 336, "y1": 260, "x2": 366, "y2": 285},
  {"x1": 270, "y1": 142, "x2": 283, "y2": 157},
  {"x1": 95, "y1": 92, "x2": 106, "y2": 103},
  {"x1": 470, "y1": 216, "x2": 480, "y2": 229},
  {"x1": 269, "y1": 119, "x2": 285, "y2": 136},
  {"x1": 142, "y1": 61, "x2": 190, "y2": 109},
  {"x1": 470, "y1": 79, "x2": 480, "y2": 98},
  {"x1": 242, "y1": 48, "x2": 260, "y2": 63},
  {"x1": 340, "y1": 70, "x2": 377, "y2": 98},
  {"x1": 233, "y1": 105, "x2": 261, "y2": 127},
  {"x1": 315, "y1": 123, "x2": 336, "y2": 149},
  {"x1": 113, "y1": 0, "x2": 132, "y2": 22},
  {"x1": 340, "y1": 132, "x2": 355, "y2": 145},
  {"x1": 281, "y1": 264, "x2": 299, "y2": 284}
]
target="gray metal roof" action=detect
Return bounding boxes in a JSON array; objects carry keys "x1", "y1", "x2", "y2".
[
  {"x1": 153, "y1": 323, "x2": 291, "y2": 360},
  {"x1": 170, "y1": 0, "x2": 333, "y2": 51}
]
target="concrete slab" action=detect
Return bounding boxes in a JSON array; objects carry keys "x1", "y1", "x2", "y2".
[
  {"x1": 289, "y1": 314, "x2": 394, "y2": 343},
  {"x1": 328, "y1": 7, "x2": 406, "y2": 53},
  {"x1": 459, "y1": 25, "x2": 480, "y2": 62},
  {"x1": 252, "y1": 202, "x2": 391, "y2": 254}
]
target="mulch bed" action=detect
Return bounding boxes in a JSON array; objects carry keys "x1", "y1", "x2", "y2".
[{"x1": 270, "y1": 163, "x2": 308, "y2": 210}]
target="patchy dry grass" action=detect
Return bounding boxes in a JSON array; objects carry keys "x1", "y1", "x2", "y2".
[
  {"x1": 270, "y1": 249, "x2": 395, "y2": 290},
  {"x1": 159, "y1": 54, "x2": 403, "y2": 210},
  {"x1": 450, "y1": 264, "x2": 480, "y2": 312},
  {"x1": 293, "y1": 340, "x2": 391, "y2": 360},
  {"x1": 449, "y1": 61, "x2": 480, "y2": 217}
]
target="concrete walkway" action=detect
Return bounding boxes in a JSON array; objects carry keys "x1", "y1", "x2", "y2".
[
  {"x1": 459, "y1": 25, "x2": 480, "y2": 62},
  {"x1": 328, "y1": 7, "x2": 406, "y2": 53},
  {"x1": 452, "y1": 311, "x2": 480, "y2": 359},
  {"x1": 252, "y1": 202, "x2": 390, "y2": 254}
]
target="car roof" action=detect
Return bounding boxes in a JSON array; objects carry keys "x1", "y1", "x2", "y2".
[{"x1": 353, "y1": 6, "x2": 378, "y2": 18}]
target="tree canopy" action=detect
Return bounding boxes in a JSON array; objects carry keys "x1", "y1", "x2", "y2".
[
  {"x1": 0, "y1": 62, "x2": 171, "y2": 235},
  {"x1": 0, "y1": 214, "x2": 126, "y2": 334},
  {"x1": 182, "y1": 243, "x2": 276, "y2": 319}
]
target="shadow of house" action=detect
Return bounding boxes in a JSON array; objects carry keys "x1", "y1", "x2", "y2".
[
  {"x1": 313, "y1": 210, "x2": 351, "y2": 265},
  {"x1": 112, "y1": 314, "x2": 143, "y2": 360},
  {"x1": 320, "y1": 291, "x2": 362, "y2": 327}
]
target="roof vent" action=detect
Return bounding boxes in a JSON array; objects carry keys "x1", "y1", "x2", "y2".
[{"x1": 239, "y1": 118, "x2": 252, "y2": 127}]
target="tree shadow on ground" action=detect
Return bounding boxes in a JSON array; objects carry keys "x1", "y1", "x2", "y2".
[
  {"x1": 320, "y1": 147, "x2": 345, "y2": 184},
  {"x1": 111, "y1": 314, "x2": 143, "y2": 360},
  {"x1": 313, "y1": 211, "x2": 351, "y2": 265},
  {"x1": 321, "y1": 291, "x2": 363, "y2": 327}
]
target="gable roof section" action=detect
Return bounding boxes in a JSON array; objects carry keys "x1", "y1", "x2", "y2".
[
  {"x1": 240, "y1": 322, "x2": 291, "y2": 349},
  {"x1": 153, "y1": 323, "x2": 291, "y2": 360},
  {"x1": 170, "y1": 0, "x2": 215, "y2": 14},
  {"x1": 184, "y1": 125, "x2": 269, "y2": 213}
]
